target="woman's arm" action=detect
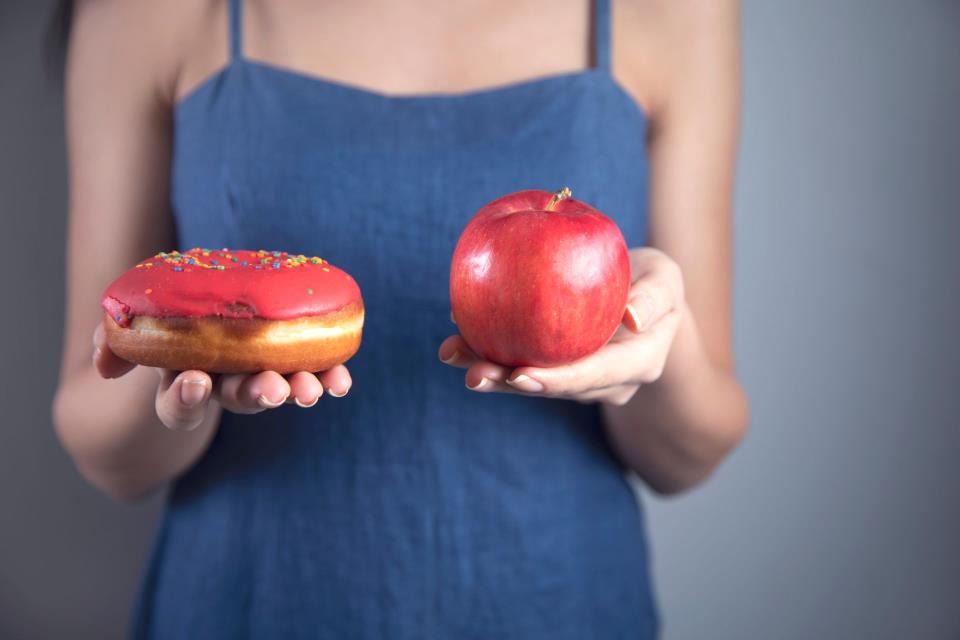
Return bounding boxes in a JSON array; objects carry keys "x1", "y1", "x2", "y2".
[
  {"x1": 52, "y1": 1, "x2": 338, "y2": 501},
  {"x1": 52, "y1": 0, "x2": 219, "y2": 501},
  {"x1": 601, "y1": 0, "x2": 748, "y2": 494}
]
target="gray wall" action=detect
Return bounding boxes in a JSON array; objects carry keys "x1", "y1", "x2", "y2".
[
  {"x1": 644, "y1": 1, "x2": 960, "y2": 639},
  {"x1": 1, "y1": 1, "x2": 957, "y2": 639},
  {"x1": 0, "y1": 3, "x2": 164, "y2": 639}
]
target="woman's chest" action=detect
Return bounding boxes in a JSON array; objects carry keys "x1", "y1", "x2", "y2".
[{"x1": 169, "y1": 74, "x2": 649, "y2": 307}]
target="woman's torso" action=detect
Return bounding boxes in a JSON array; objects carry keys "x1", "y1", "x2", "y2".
[{"x1": 134, "y1": 1, "x2": 658, "y2": 637}]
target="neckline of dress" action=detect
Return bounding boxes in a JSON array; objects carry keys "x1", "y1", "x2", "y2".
[
  {"x1": 240, "y1": 58, "x2": 600, "y2": 102},
  {"x1": 175, "y1": 57, "x2": 647, "y2": 124}
]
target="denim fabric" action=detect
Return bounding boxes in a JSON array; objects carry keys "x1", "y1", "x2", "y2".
[{"x1": 132, "y1": 0, "x2": 657, "y2": 637}]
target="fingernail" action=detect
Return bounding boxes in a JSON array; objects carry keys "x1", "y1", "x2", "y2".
[
  {"x1": 93, "y1": 346, "x2": 101, "y2": 362},
  {"x1": 327, "y1": 388, "x2": 347, "y2": 398},
  {"x1": 180, "y1": 378, "x2": 208, "y2": 406},
  {"x1": 507, "y1": 374, "x2": 544, "y2": 392},
  {"x1": 625, "y1": 303, "x2": 643, "y2": 331},
  {"x1": 627, "y1": 292, "x2": 654, "y2": 331},
  {"x1": 466, "y1": 377, "x2": 489, "y2": 391},
  {"x1": 294, "y1": 395, "x2": 319, "y2": 408},
  {"x1": 257, "y1": 394, "x2": 287, "y2": 408},
  {"x1": 440, "y1": 350, "x2": 462, "y2": 366}
]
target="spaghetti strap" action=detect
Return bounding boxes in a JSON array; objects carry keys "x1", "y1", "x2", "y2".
[
  {"x1": 593, "y1": 0, "x2": 612, "y2": 72},
  {"x1": 229, "y1": 0, "x2": 244, "y2": 61}
]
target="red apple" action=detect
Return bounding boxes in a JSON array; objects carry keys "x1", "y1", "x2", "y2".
[{"x1": 450, "y1": 187, "x2": 630, "y2": 367}]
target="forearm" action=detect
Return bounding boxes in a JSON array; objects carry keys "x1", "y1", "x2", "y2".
[
  {"x1": 601, "y1": 303, "x2": 749, "y2": 495},
  {"x1": 53, "y1": 364, "x2": 219, "y2": 501}
]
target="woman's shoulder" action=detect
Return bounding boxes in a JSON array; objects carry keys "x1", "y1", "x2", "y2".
[
  {"x1": 71, "y1": 0, "x2": 228, "y2": 107},
  {"x1": 614, "y1": 0, "x2": 739, "y2": 119}
]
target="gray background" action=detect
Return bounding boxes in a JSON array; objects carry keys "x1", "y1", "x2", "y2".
[{"x1": 2, "y1": 1, "x2": 958, "y2": 638}]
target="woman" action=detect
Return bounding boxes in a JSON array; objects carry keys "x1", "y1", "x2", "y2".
[{"x1": 53, "y1": 0, "x2": 748, "y2": 637}]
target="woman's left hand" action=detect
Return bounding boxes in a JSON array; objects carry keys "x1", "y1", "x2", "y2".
[{"x1": 439, "y1": 247, "x2": 685, "y2": 406}]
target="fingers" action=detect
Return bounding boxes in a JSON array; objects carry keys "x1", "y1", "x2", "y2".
[
  {"x1": 273, "y1": 367, "x2": 354, "y2": 404},
  {"x1": 167, "y1": 364, "x2": 350, "y2": 419},
  {"x1": 155, "y1": 370, "x2": 213, "y2": 431},
  {"x1": 92, "y1": 322, "x2": 136, "y2": 379},
  {"x1": 216, "y1": 371, "x2": 291, "y2": 414},
  {"x1": 461, "y1": 358, "x2": 631, "y2": 404},
  {"x1": 437, "y1": 335, "x2": 516, "y2": 392},
  {"x1": 507, "y1": 311, "x2": 681, "y2": 396},
  {"x1": 286, "y1": 371, "x2": 324, "y2": 407},
  {"x1": 282, "y1": 367, "x2": 352, "y2": 404},
  {"x1": 464, "y1": 360, "x2": 513, "y2": 393},
  {"x1": 438, "y1": 335, "x2": 480, "y2": 369},
  {"x1": 438, "y1": 333, "x2": 643, "y2": 398},
  {"x1": 319, "y1": 365, "x2": 352, "y2": 397},
  {"x1": 623, "y1": 248, "x2": 684, "y2": 333},
  {"x1": 505, "y1": 341, "x2": 633, "y2": 396}
]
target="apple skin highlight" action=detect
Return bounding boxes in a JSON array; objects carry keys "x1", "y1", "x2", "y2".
[{"x1": 450, "y1": 187, "x2": 630, "y2": 367}]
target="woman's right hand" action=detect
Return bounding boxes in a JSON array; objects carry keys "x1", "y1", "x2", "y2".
[{"x1": 92, "y1": 323, "x2": 353, "y2": 432}]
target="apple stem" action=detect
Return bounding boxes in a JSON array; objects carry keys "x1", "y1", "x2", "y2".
[{"x1": 545, "y1": 186, "x2": 572, "y2": 212}]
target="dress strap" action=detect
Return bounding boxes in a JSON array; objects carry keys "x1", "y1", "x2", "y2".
[
  {"x1": 229, "y1": 0, "x2": 244, "y2": 61},
  {"x1": 593, "y1": 0, "x2": 612, "y2": 72}
]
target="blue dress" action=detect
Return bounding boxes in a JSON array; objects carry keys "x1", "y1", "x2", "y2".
[{"x1": 133, "y1": 0, "x2": 656, "y2": 637}]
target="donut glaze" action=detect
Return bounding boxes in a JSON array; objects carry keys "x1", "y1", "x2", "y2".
[
  {"x1": 102, "y1": 248, "x2": 361, "y2": 326},
  {"x1": 100, "y1": 248, "x2": 364, "y2": 374}
]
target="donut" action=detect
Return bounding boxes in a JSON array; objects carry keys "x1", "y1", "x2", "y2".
[{"x1": 100, "y1": 248, "x2": 364, "y2": 374}]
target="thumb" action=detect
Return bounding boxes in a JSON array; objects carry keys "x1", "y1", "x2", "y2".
[
  {"x1": 622, "y1": 262, "x2": 683, "y2": 334},
  {"x1": 155, "y1": 370, "x2": 212, "y2": 431},
  {"x1": 93, "y1": 321, "x2": 137, "y2": 379}
]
